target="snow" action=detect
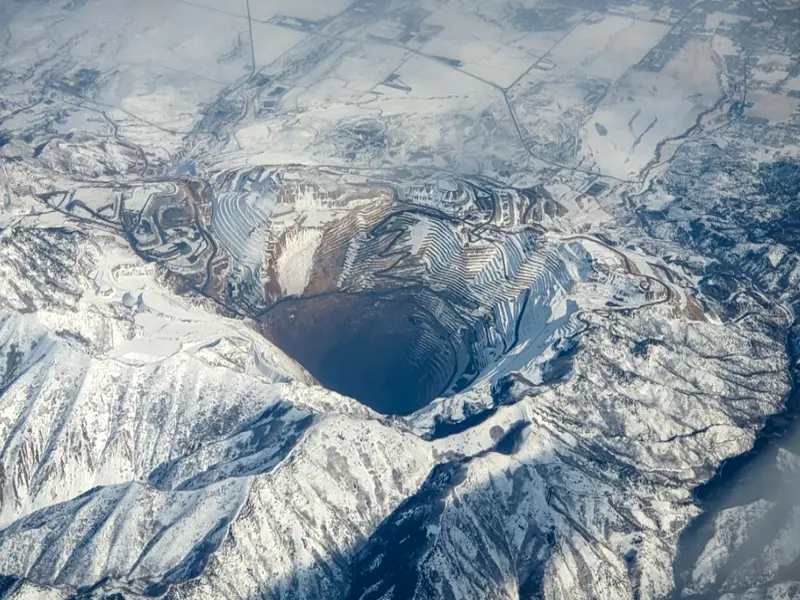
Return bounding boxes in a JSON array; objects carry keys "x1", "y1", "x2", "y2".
[
  {"x1": 276, "y1": 228, "x2": 323, "y2": 296},
  {"x1": 251, "y1": 22, "x2": 308, "y2": 67},
  {"x1": 406, "y1": 219, "x2": 430, "y2": 255},
  {"x1": 0, "y1": 0, "x2": 798, "y2": 596}
]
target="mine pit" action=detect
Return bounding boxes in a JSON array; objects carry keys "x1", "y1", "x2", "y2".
[
  {"x1": 259, "y1": 291, "x2": 466, "y2": 415},
  {"x1": 122, "y1": 172, "x2": 572, "y2": 416}
]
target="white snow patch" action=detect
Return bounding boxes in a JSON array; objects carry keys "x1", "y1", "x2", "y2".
[
  {"x1": 276, "y1": 228, "x2": 323, "y2": 297},
  {"x1": 408, "y1": 219, "x2": 431, "y2": 254}
]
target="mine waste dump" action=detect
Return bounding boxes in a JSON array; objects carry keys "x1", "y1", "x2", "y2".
[{"x1": 119, "y1": 167, "x2": 632, "y2": 415}]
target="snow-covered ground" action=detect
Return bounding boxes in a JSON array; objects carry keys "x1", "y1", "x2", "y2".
[{"x1": 0, "y1": 0, "x2": 799, "y2": 598}]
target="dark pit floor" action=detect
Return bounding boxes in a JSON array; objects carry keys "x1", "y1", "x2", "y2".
[{"x1": 259, "y1": 291, "x2": 459, "y2": 415}]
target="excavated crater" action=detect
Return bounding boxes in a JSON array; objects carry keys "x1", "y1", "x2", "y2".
[
  {"x1": 253, "y1": 193, "x2": 563, "y2": 416},
  {"x1": 122, "y1": 170, "x2": 579, "y2": 416},
  {"x1": 252, "y1": 188, "x2": 519, "y2": 416}
]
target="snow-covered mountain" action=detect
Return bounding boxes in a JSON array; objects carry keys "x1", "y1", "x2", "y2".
[
  {"x1": 1, "y1": 0, "x2": 799, "y2": 598},
  {"x1": 0, "y1": 179, "x2": 793, "y2": 599}
]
